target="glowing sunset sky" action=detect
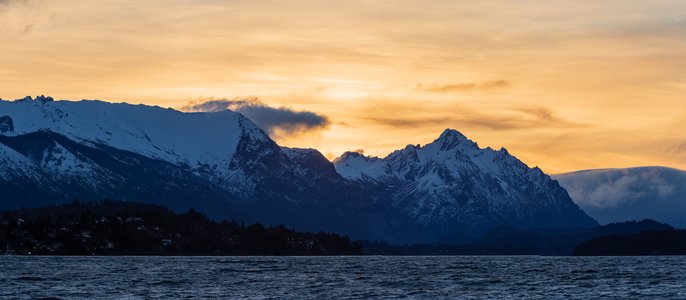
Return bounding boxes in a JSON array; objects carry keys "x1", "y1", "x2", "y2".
[{"x1": 1, "y1": 0, "x2": 685, "y2": 173}]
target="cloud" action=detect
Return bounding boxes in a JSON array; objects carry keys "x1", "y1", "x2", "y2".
[
  {"x1": 0, "y1": 0, "x2": 50, "y2": 34},
  {"x1": 660, "y1": 141, "x2": 686, "y2": 154},
  {"x1": 671, "y1": 142, "x2": 686, "y2": 153},
  {"x1": 417, "y1": 80, "x2": 510, "y2": 93},
  {"x1": 560, "y1": 170, "x2": 676, "y2": 208},
  {"x1": 0, "y1": 0, "x2": 19, "y2": 6},
  {"x1": 180, "y1": 97, "x2": 330, "y2": 137},
  {"x1": 362, "y1": 106, "x2": 582, "y2": 130}
]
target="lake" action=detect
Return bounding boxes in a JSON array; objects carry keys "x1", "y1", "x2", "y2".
[{"x1": 1, "y1": 256, "x2": 684, "y2": 299}]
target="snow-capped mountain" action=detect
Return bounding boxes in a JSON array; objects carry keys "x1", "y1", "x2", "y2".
[
  {"x1": 554, "y1": 167, "x2": 686, "y2": 228},
  {"x1": 0, "y1": 96, "x2": 423, "y2": 242},
  {"x1": 0, "y1": 96, "x2": 597, "y2": 243},
  {"x1": 334, "y1": 129, "x2": 597, "y2": 241}
]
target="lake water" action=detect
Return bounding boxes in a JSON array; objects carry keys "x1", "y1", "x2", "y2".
[{"x1": 1, "y1": 256, "x2": 684, "y2": 299}]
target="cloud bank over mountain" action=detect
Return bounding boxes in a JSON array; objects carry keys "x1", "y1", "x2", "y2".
[
  {"x1": 180, "y1": 98, "x2": 330, "y2": 137},
  {"x1": 554, "y1": 167, "x2": 686, "y2": 228}
]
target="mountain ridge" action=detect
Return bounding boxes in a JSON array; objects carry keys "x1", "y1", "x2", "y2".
[{"x1": 0, "y1": 96, "x2": 598, "y2": 243}]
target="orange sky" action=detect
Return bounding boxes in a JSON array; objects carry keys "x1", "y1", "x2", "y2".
[{"x1": 1, "y1": 0, "x2": 685, "y2": 173}]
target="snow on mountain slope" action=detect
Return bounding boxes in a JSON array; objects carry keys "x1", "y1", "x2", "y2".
[
  {"x1": 334, "y1": 129, "x2": 597, "y2": 240},
  {"x1": 0, "y1": 96, "x2": 422, "y2": 242},
  {"x1": 0, "y1": 96, "x2": 251, "y2": 168},
  {"x1": 0, "y1": 130, "x2": 243, "y2": 215},
  {"x1": 0, "y1": 142, "x2": 40, "y2": 181},
  {"x1": 336, "y1": 130, "x2": 514, "y2": 183},
  {"x1": 37, "y1": 140, "x2": 106, "y2": 183},
  {"x1": 554, "y1": 167, "x2": 686, "y2": 227},
  {"x1": 333, "y1": 151, "x2": 386, "y2": 181}
]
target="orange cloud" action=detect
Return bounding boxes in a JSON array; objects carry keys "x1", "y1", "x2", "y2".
[
  {"x1": 417, "y1": 80, "x2": 510, "y2": 93},
  {"x1": 1, "y1": 0, "x2": 686, "y2": 173}
]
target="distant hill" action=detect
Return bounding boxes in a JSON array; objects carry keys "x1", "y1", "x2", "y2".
[
  {"x1": 554, "y1": 166, "x2": 686, "y2": 228},
  {"x1": 574, "y1": 230, "x2": 686, "y2": 256},
  {"x1": 363, "y1": 220, "x2": 674, "y2": 256}
]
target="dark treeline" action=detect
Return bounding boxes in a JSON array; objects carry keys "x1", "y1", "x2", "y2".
[
  {"x1": 574, "y1": 230, "x2": 686, "y2": 256},
  {"x1": 0, "y1": 201, "x2": 363, "y2": 256},
  {"x1": 3, "y1": 201, "x2": 684, "y2": 256}
]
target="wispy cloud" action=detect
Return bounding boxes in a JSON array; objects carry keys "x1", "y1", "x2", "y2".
[
  {"x1": 416, "y1": 80, "x2": 510, "y2": 93},
  {"x1": 180, "y1": 98, "x2": 330, "y2": 137},
  {"x1": 362, "y1": 106, "x2": 583, "y2": 130},
  {"x1": 0, "y1": 0, "x2": 50, "y2": 34},
  {"x1": 0, "y1": 0, "x2": 22, "y2": 6},
  {"x1": 667, "y1": 142, "x2": 686, "y2": 154}
]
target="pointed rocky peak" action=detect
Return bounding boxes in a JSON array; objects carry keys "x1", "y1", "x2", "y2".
[
  {"x1": 333, "y1": 151, "x2": 372, "y2": 164},
  {"x1": 341, "y1": 150, "x2": 365, "y2": 158},
  {"x1": 403, "y1": 144, "x2": 420, "y2": 152},
  {"x1": 433, "y1": 128, "x2": 477, "y2": 151},
  {"x1": 387, "y1": 144, "x2": 420, "y2": 163},
  {"x1": 403, "y1": 143, "x2": 420, "y2": 158},
  {"x1": 35, "y1": 95, "x2": 55, "y2": 103},
  {"x1": 236, "y1": 114, "x2": 271, "y2": 143}
]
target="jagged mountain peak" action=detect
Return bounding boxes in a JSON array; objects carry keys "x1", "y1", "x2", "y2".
[
  {"x1": 333, "y1": 128, "x2": 597, "y2": 238},
  {"x1": 333, "y1": 150, "x2": 366, "y2": 162},
  {"x1": 434, "y1": 128, "x2": 475, "y2": 149},
  {"x1": 335, "y1": 129, "x2": 483, "y2": 170},
  {"x1": 424, "y1": 128, "x2": 478, "y2": 154},
  {"x1": 7, "y1": 95, "x2": 55, "y2": 103},
  {"x1": 335, "y1": 129, "x2": 516, "y2": 181}
]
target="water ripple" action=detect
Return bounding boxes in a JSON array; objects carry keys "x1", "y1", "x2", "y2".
[{"x1": 0, "y1": 256, "x2": 684, "y2": 299}]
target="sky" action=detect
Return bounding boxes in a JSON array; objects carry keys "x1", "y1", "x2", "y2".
[{"x1": 1, "y1": 0, "x2": 685, "y2": 173}]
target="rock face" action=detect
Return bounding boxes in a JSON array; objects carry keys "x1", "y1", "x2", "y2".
[
  {"x1": 334, "y1": 129, "x2": 598, "y2": 242},
  {"x1": 0, "y1": 97, "x2": 597, "y2": 243},
  {"x1": 0, "y1": 116, "x2": 13, "y2": 133}
]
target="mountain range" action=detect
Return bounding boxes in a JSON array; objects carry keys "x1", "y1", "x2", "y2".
[{"x1": 0, "y1": 96, "x2": 597, "y2": 243}]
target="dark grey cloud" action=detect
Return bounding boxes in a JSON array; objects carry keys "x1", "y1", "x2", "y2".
[
  {"x1": 417, "y1": 80, "x2": 510, "y2": 93},
  {"x1": 180, "y1": 98, "x2": 330, "y2": 137}
]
